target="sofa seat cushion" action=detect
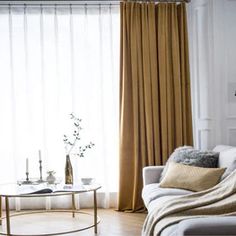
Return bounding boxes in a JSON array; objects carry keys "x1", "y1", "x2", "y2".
[{"x1": 142, "y1": 183, "x2": 193, "y2": 208}]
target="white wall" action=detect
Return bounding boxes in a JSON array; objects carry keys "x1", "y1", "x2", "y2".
[{"x1": 188, "y1": 0, "x2": 236, "y2": 150}]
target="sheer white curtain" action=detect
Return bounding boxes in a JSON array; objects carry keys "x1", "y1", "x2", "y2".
[{"x1": 0, "y1": 3, "x2": 119, "y2": 208}]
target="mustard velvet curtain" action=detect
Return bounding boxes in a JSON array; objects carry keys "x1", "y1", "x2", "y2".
[{"x1": 119, "y1": 1, "x2": 193, "y2": 211}]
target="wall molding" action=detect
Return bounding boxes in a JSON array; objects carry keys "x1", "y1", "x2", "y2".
[
  {"x1": 227, "y1": 127, "x2": 236, "y2": 146},
  {"x1": 226, "y1": 116, "x2": 236, "y2": 120},
  {"x1": 188, "y1": 0, "x2": 236, "y2": 149},
  {"x1": 194, "y1": 4, "x2": 212, "y2": 121},
  {"x1": 197, "y1": 129, "x2": 212, "y2": 150}
]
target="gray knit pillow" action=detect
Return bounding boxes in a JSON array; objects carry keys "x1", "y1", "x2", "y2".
[{"x1": 160, "y1": 146, "x2": 220, "y2": 181}]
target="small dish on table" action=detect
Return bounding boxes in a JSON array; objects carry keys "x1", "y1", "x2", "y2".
[{"x1": 81, "y1": 178, "x2": 94, "y2": 185}]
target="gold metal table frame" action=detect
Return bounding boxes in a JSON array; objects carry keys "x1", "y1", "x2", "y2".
[{"x1": 0, "y1": 185, "x2": 101, "y2": 236}]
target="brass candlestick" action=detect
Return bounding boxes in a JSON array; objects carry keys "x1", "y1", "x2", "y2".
[
  {"x1": 39, "y1": 160, "x2": 43, "y2": 181},
  {"x1": 26, "y1": 172, "x2": 29, "y2": 181},
  {"x1": 22, "y1": 172, "x2": 32, "y2": 184},
  {"x1": 37, "y1": 160, "x2": 45, "y2": 183}
]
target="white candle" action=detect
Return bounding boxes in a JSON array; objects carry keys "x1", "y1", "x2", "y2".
[
  {"x1": 39, "y1": 150, "x2": 42, "y2": 161},
  {"x1": 26, "y1": 158, "x2": 29, "y2": 173}
]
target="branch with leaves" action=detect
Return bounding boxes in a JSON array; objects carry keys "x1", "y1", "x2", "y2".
[{"x1": 63, "y1": 113, "x2": 95, "y2": 156}]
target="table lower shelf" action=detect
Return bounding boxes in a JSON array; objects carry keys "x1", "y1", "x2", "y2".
[{"x1": 0, "y1": 210, "x2": 100, "y2": 236}]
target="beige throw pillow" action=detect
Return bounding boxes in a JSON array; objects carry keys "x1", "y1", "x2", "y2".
[{"x1": 160, "y1": 162, "x2": 225, "y2": 192}]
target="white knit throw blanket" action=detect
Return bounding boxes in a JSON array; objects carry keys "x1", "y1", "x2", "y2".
[{"x1": 142, "y1": 170, "x2": 236, "y2": 236}]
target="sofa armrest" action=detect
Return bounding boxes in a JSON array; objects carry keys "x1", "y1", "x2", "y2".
[
  {"x1": 177, "y1": 217, "x2": 236, "y2": 235},
  {"x1": 143, "y1": 166, "x2": 164, "y2": 186}
]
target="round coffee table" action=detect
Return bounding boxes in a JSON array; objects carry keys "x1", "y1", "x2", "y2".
[{"x1": 0, "y1": 183, "x2": 101, "y2": 236}]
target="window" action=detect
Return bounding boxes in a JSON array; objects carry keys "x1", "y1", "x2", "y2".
[{"x1": 0, "y1": 3, "x2": 119, "y2": 208}]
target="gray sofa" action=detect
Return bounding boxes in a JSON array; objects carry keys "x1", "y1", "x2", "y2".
[{"x1": 142, "y1": 145, "x2": 236, "y2": 236}]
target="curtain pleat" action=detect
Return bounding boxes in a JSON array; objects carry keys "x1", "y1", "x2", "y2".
[{"x1": 119, "y1": 2, "x2": 193, "y2": 212}]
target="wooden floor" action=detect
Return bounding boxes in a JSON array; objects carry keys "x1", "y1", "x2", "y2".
[{"x1": 0, "y1": 209, "x2": 147, "y2": 236}]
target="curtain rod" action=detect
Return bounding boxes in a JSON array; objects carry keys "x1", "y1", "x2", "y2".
[{"x1": 0, "y1": 0, "x2": 191, "y2": 6}]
